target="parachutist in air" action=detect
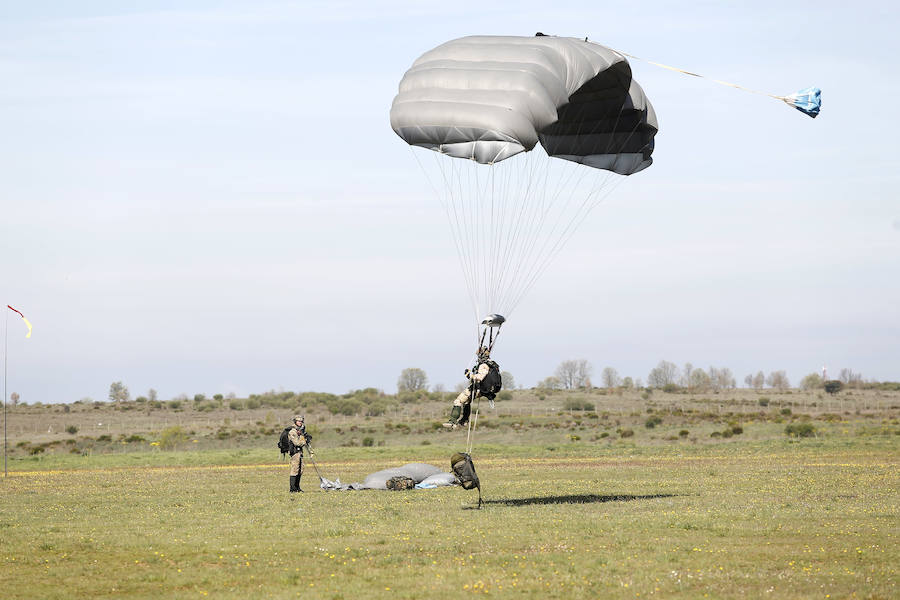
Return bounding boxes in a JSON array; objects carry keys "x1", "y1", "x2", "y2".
[{"x1": 443, "y1": 347, "x2": 502, "y2": 430}]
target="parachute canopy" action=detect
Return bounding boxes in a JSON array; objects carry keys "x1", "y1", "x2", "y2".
[
  {"x1": 390, "y1": 35, "x2": 657, "y2": 327},
  {"x1": 390, "y1": 35, "x2": 657, "y2": 175}
]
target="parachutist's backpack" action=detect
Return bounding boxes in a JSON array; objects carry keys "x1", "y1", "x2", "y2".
[{"x1": 477, "y1": 360, "x2": 502, "y2": 400}]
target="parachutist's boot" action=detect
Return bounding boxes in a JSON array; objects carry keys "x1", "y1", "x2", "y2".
[
  {"x1": 458, "y1": 403, "x2": 472, "y2": 427},
  {"x1": 290, "y1": 475, "x2": 300, "y2": 493},
  {"x1": 443, "y1": 406, "x2": 462, "y2": 430}
]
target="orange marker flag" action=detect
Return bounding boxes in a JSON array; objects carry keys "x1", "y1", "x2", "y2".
[{"x1": 7, "y1": 305, "x2": 32, "y2": 338}]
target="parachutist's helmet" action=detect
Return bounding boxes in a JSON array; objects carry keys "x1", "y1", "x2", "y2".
[{"x1": 293, "y1": 415, "x2": 304, "y2": 424}]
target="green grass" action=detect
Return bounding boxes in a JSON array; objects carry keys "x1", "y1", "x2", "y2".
[{"x1": 1, "y1": 437, "x2": 897, "y2": 599}]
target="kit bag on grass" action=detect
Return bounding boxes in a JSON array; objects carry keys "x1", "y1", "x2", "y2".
[{"x1": 450, "y1": 452, "x2": 480, "y2": 490}]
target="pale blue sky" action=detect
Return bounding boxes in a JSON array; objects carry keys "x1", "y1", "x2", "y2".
[{"x1": 2, "y1": 1, "x2": 898, "y2": 403}]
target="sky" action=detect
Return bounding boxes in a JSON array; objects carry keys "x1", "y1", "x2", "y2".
[{"x1": 1, "y1": 0, "x2": 898, "y2": 403}]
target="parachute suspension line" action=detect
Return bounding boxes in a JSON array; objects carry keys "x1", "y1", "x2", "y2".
[
  {"x1": 496, "y1": 154, "x2": 550, "y2": 310},
  {"x1": 422, "y1": 148, "x2": 481, "y2": 323},
  {"x1": 417, "y1": 92, "x2": 648, "y2": 323},
  {"x1": 489, "y1": 154, "x2": 540, "y2": 311},
  {"x1": 491, "y1": 152, "x2": 561, "y2": 314},
  {"x1": 489, "y1": 160, "x2": 518, "y2": 313},
  {"x1": 412, "y1": 148, "x2": 477, "y2": 319},
  {"x1": 498, "y1": 159, "x2": 594, "y2": 311},
  {"x1": 505, "y1": 175, "x2": 625, "y2": 314},
  {"x1": 438, "y1": 155, "x2": 478, "y2": 320},
  {"x1": 495, "y1": 155, "x2": 604, "y2": 315},
  {"x1": 504, "y1": 101, "x2": 649, "y2": 314},
  {"x1": 465, "y1": 396, "x2": 480, "y2": 455}
]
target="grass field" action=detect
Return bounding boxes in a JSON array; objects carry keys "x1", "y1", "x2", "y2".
[{"x1": 2, "y1": 434, "x2": 897, "y2": 599}]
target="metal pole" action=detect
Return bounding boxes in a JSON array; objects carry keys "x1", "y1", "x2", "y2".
[{"x1": 4, "y1": 309, "x2": 8, "y2": 477}]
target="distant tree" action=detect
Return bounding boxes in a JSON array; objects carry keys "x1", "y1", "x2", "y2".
[
  {"x1": 690, "y1": 368, "x2": 711, "y2": 392},
  {"x1": 681, "y1": 363, "x2": 694, "y2": 388},
  {"x1": 800, "y1": 373, "x2": 823, "y2": 390},
  {"x1": 709, "y1": 366, "x2": 736, "y2": 391},
  {"x1": 500, "y1": 371, "x2": 515, "y2": 390},
  {"x1": 538, "y1": 376, "x2": 563, "y2": 390},
  {"x1": 647, "y1": 360, "x2": 679, "y2": 388},
  {"x1": 824, "y1": 380, "x2": 843, "y2": 395},
  {"x1": 9, "y1": 392, "x2": 19, "y2": 407},
  {"x1": 193, "y1": 394, "x2": 206, "y2": 403},
  {"x1": 555, "y1": 360, "x2": 593, "y2": 389},
  {"x1": 601, "y1": 367, "x2": 621, "y2": 389},
  {"x1": 397, "y1": 368, "x2": 428, "y2": 393},
  {"x1": 432, "y1": 383, "x2": 446, "y2": 394},
  {"x1": 743, "y1": 374, "x2": 753, "y2": 388},
  {"x1": 108, "y1": 381, "x2": 130, "y2": 407},
  {"x1": 621, "y1": 376, "x2": 634, "y2": 389},
  {"x1": 766, "y1": 371, "x2": 791, "y2": 391},
  {"x1": 752, "y1": 371, "x2": 765, "y2": 390},
  {"x1": 839, "y1": 368, "x2": 862, "y2": 387},
  {"x1": 147, "y1": 388, "x2": 158, "y2": 403}
]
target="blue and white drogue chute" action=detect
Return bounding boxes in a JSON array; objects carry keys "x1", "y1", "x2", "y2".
[{"x1": 783, "y1": 87, "x2": 822, "y2": 118}]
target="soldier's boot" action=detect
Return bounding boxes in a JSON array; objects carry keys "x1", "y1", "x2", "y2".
[
  {"x1": 289, "y1": 475, "x2": 300, "y2": 493},
  {"x1": 442, "y1": 405, "x2": 462, "y2": 429},
  {"x1": 458, "y1": 403, "x2": 472, "y2": 426}
]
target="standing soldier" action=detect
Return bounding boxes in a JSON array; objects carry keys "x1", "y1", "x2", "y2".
[{"x1": 288, "y1": 415, "x2": 311, "y2": 493}]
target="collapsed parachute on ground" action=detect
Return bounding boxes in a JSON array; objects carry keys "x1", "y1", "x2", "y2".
[
  {"x1": 390, "y1": 35, "x2": 657, "y2": 330},
  {"x1": 320, "y1": 463, "x2": 458, "y2": 491}
]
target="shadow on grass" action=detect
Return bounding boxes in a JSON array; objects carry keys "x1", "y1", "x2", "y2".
[{"x1": 481, "y1": 493, "x2": 678, "y2": 507}]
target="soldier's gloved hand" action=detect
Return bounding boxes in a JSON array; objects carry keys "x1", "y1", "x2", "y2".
[{"x1": 464, "y1": 368, "x2": 471, "y2": 378}]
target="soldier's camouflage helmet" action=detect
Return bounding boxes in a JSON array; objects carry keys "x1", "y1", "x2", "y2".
[{"x1": 293, "y1": 415, "x2": 304, "y2": 423}]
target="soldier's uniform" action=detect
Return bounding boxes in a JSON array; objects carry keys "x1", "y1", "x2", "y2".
[
  {"x1": 444, "y1": 360, "x2": 491, "y2": 429},
  {"x1": 288, "y1": 416, "x2": 308, "y2": 493}
]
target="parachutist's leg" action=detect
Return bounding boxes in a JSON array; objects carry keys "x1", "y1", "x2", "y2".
[
  {"x1": 443, "y1": 405, "x2": 461, "y2": 429},
  {"x1": 443, "y1": 389, "x2": 469, "y2": 429},
  {"x1": 458, "y1": 401, "x2": 472, "y2": 426}
]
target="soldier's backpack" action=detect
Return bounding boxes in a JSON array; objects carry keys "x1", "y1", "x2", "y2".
[
  {"x1": 277, "y1": 427, "x2": 292, "y2": 455},
  {"x1": 477, "y1": 360, "x2": 502, "y2": 400}
]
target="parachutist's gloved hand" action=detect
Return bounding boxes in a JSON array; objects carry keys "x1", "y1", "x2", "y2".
[{"x1": 464, "y1": 369, "x2": 471, "y2": 378}]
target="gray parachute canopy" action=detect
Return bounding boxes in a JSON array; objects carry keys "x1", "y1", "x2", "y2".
[{"x1": 390, "y1": 34, "x2": 657, "y2": 175}]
